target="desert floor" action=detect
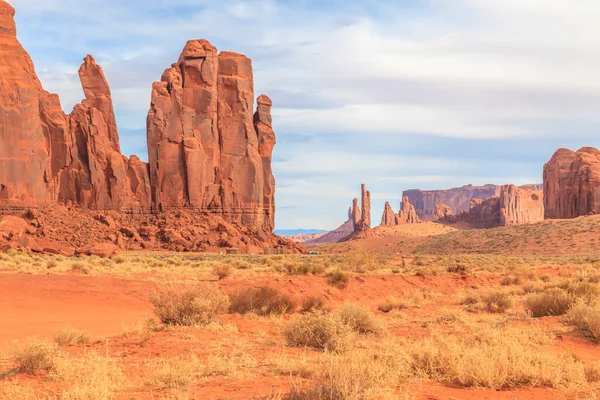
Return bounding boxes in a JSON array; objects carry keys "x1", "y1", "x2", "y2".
[{"x1": 3, "y1": 219, "x2": 600, "y2": 399}]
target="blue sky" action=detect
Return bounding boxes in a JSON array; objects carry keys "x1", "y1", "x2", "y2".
[{"x1": 10, "y1": 0, "x2": 600, "y2": 230}]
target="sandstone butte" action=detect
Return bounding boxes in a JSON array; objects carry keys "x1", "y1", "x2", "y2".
[
  {"x1": 0, "y1": 0, "x2": 298, "y2": 254},
  {"x1": 436, "y1": 184, "x2": 544, "y2": 228},
  {"x1": 403, "y1": 184, "x2": 543, "y2": 221},
  {"x1": 544, "y1": 147, "x2": 600, "y2": 219}
]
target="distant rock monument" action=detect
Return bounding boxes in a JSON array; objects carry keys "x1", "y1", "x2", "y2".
[
  {"x1": 544, "y1": 147, "x2": 600, "y2": 219},
  {"x1": 437, "y1": 185, "x2": 544, "y2": 227},
  {"x1": 352, "y1": 184, "x2": 371, "y2": 233},
  {"x1": 380, "y1": 197, "x2": 421, "y2": 226}
]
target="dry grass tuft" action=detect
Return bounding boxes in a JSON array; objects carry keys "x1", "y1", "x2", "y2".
[
  {"x1": 229, "y1": 286, "x2": 296, "y2": 315},
  {"x1": 337, "y1": 304, "x2": 383, "y2": 335},
  {"x1": 301, "y1": 296, "x2": 328, "y2": 313},
  {"x1": 283, "y1": 311, "x2": 352, "y2": 353},
  {"x1": 482, "y1": 291, "x2": 513, "y2": 313},
  {"x1": 13, "y1": 340, "x2": 59, "y2": 374},
  {"x1": 326, "y1": 270, "x2": 349, "y2": 289},
  {"x1": 53, "y1": 325, "x2": 90, "y2": 347},
  {"x1": 150, "y1": 283, "x2": 229, "y2": 326},
  {"x1": 212, "y1": 263, "x2": 232, "y2": 280},
  {"x1": 525, "y1": 288, "x2": 575, "y2": 317}
]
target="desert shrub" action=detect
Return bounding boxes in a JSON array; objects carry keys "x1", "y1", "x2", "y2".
[
  {"x1": 409, "y1": 329, "x2": 589, "y2": 389},
  {"x1": 565, "y1": 301, "x2": 600, "y2": 341},
  {"x1": 446, "y1": 264, "x2": 468, "y2": 274},
  {"x1": 53, "y1": 325, "x2": 90, "y2": 347},
  {"x1": 283, "y1": 311, "x2": 351, "y2": 352},
  {"x1": 525, "y1": 288, "x2": 575, "y2": 317},
  {"x1": 150, "y1": 283, "x2": 229, "y2": 326},
  {"x1": 212, "y1": 263, "x2": 232, "y2": 280},
  {"x1": 46, "y1": 260, "x2": 58, "y2": 269},
  {"x1": 301, "y1": 296, "x2": 327, "y2": 313},
  {"x1": 500, "y1": 274, "x2": 523, "y2": 286},
  {"x1": 13, "y1": 340, "x2": 59, "y2": 374},
  {"x1": 229, "y1": 286, "x2": 296, "y2": 315},
  {"x1": 337, "y1": 304, "x2": 382, "y2": 334},
  {"x1": 288, "y1": 348, "x2": 399, "y2": 399},
  {"x1": 540, "y1": 274, "x2": 552, "y2": 283},
  {"x1": 377, "y1": 297, "x2": 406, "y2": 313},
  {"x1": 461, "y1": 294, "x2": 480, "y2": 305},
  {"x1": 326, "y1": 270, "x2": 349, "y2": 289},
  {"x1": 70, "y1": 262, "x2": 91, "y2": 275},
  {"x1": 482, "y1": 291, "x2": 513, "y2": 313}
]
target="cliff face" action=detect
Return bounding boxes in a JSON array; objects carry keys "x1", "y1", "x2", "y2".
[
  {"x1": 443, "y1": 185, "x2": 544, "y2": 228},
  {"x1": 544, "y1": 148, "x2": 600, "y2": 219},
  {"x1": 0, "y1": 1, "x2": 285, "y2": 251},
  {"x1": 147, "y1": 41, "x2": 276, "y2": 231},
  {"x1": 403, "y1": 184, "x2": 543, "y2": 221}
]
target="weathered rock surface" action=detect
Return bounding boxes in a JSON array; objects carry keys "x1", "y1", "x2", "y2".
[
  {"x1": 380, "y1": 202, "x2": 397, "y2": 226},
  {"x1": 544, "y1": 147, "x2": 600, "y2": 219},
  {"x1": 398, "y1": 196, "x2": 421, "y2": 224},
  {"x1": 147, "y1": 40, "x2": 275, "y2": 232},
  {"x1": 351, "y1": 184, "x2": 371, "y2": 233},
  {"x1": 0, "y1": 0, "x2": 62, "y2": 203},
  {"x1": 403, "y1": 184, "x2": 543, "y2": 221},
  {"x1": 0, "y1": 2, "x2": 291, "y2": 253},
  {"x1": 434, "y1": 204, "x2": 454, "y2": 222},
  {"x1": 500, "y1": 184, "x2": 544, "y2": 226}
]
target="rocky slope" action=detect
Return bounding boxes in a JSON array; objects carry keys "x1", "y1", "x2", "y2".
[
  {"x1": 544, "y1": 147, "x2": 600, "y2": 219},
  {"x1": 0, "y1": 1, "x2": 297, "y2": 253},
  {"x1": 403, "y1": 184, "x2": 543, "y2": 221}
]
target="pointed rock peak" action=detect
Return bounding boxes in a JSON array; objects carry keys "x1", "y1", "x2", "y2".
[
  {"x1": 77, "y1": 54, "x2": 111, "y2": 99},
  {"x1": 0, "y1": 0, "x2": 16, "y2": 37}
]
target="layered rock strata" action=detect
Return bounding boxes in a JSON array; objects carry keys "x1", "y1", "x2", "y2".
[{"x1": 403, "y1": 184, "x2": 543, "y2": 221}]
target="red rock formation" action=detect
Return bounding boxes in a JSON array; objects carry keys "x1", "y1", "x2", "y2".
[
  {"x1": 0, "y1": 0, "x2": 65, "y2": 203},
  {"x1": 351, "y1": 199, "x2": 362, "y2": 231},
  {"x1": 403, "y1": 184, "x2": 543, "y2": 221},
  {"x1": 361, "y1": 184, "x2": 371, "y2": 228},
  {"x1": 147, "y1": 40, "x2": 275, "y2": 231},
  {"x1": 398, "y1": 196, "x2": 421, "y2": 224},
  {"x1": 499, "y1": 184, "x2": 544, "y2": 226},
  {"x1": 0, "y1": 2, "x2": 289, "y2": 252},
  {"x1": 434, "y1": 204, "x2": 453, "y2": 222},
  {"x1": 544, "y1": 148, "x2": 600, "y2": 219},
  {"x1": 63, "y1": 55, "x2": 151, "y2": 211},
  {"x1": 380, "y1": 197, "x2": 421, "y2": 226},
  {"x1": 444, "y1": 185, "x2": 543, "y2": 227},
  {"x1": 380, "y1": 202, "x2": 397, "y2": 226},
  {"x1": 351, "y1": 184, "x2": 371, "y2": 233}
]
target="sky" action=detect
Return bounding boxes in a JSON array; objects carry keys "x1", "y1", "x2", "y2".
[{"x1": 10, "y1": 0, "x2": 600, "y2": 230}]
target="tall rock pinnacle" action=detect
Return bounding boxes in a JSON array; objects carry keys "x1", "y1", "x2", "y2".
[{"x1": 147, "y1": 39, "x2": 277, "y2": 232}]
